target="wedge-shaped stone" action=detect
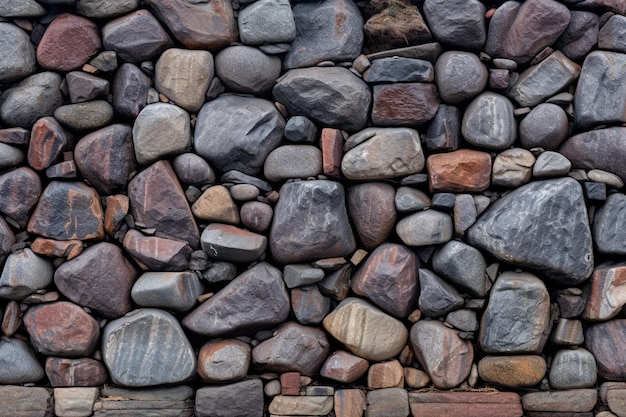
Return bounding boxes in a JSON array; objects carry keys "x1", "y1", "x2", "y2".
[
  {"x1": 192, "y1": 185, "x2": 240, "y2": 225},
  {"x1": 583, "y1": 263, "x2": 626, "y2": 321},
  {"x1": 131, "y1": 271, "x2": 203, "y2": 312},
  {"x1": 183, "y1": 262, "x2": 289, "y2": 337},
  {"x1": 323, "y1": 297, "x2": 408, "y2": 361},
  {"x1": 347, "y1": 182, "x2": 397, "y2": 249},
  {"x1": 201, "y1": 224, "x2": 266, "y2": 263},
  {"x1": 432, "y1": 240, "x2": 488, "y2": 297},
  {"x1": 123, "y1": 229, "x2": 191, "y2": 272},
  {"x1": 0, "y1": 248, "x2": 53, "y2": 300}
]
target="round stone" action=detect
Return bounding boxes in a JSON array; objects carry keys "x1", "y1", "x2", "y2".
[
  {"x1": 215, "y1": 46, "x2": 281, "y2": 95},
  {"x1": 54, "y1": 100, "x2": 114, "y2": 131},
  {"x1": 0, "y1": 23, "x2": 36, "y2": 83},
  {"x1": 229, "y1": 184, "x2": 260, "y2": 201},
  {"x1": 435, "y1": 51, "x2": 488, "y2": 104},
  {"x1": 197, "y1": 339, "x2": 251, "y2": 382},
  {"x1": 172, "y1": 153, "x2": 215, "y2": 186},
  {"x1": 263, "y1": 145, "x2": 322, "y2": 183},
  {"x1": 396, "y1": 210, "x2": 453, "y2": 247},
  {"x1": 478, "y1": 355, "x2": 547, "y2": 388},
  {"x1": 520, "y1": 103, "x2": 569, "y2": 150},
  {"x1": 240, "y1": 201, "x2": 273, "y2": 233},
  {"x1": 0, "y1": 248, "x2": 53, "y2": 300},
  {"x1": 462, "y1": 92, "x2": 517, "y2": 150},
  {"x1": 548, "y1": 349, "x2": 597, "y2": 389}
]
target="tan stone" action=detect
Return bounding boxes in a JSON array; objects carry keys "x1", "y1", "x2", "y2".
[
  {"x1": 404, "y1": 367, "x2": 430, "y2": 389},
  {"x1": 491, "y1": 148, "x2": 535, "y2": 187},
  {"x1": 268, "y1": 395, "x2": 333, "y2": 416},
  {"x1": 427, "y1": 149, "x2": 492, "y2": 192},
  {"x1": 521, "y1": 389, "x2": 597, "y2": 413},
  {"x1": 335, "y1": 389, "x2": 366, "y2": 417},
  {"x1": 192, "y1": 185, "x2": 240, "y2": 224},
  {"x1": 367, "y1": 360, "x2": 404, "y2": 389},
  {"x1": 409, "y1": 391, "x2": 523, "y2": 417},
  {"x1": 478, "y1": 355, "x2": 546, "y2": 388},
  {"x1": 54, "y1": 387, "x2": 99, "y2": 417},
  {"x1": 104, "y1": 194, "x2": 129, "y2": 235}
]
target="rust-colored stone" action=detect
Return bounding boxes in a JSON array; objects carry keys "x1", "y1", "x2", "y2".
[
  {"x1": 1, "y1": 301, "x2": 22, "y2": 337},
  {"x1": 27, "y1": 117, "x2": 70, "y2": 171},
  {"x1": 478, "y1": 355, "x2": 547, "y2": 388},
  {"x1": 0, "y1": 166, "x2": 41, "y2": 227},
  {"x1": 320, "y1": 350, "x2": 369, "y2": 383},
  {"x1": 427, "y1": 149, "x2": 492, "y2": 192},
  {"x1": 123, "y1": 229, "x2": 191, "y2": 272},
  {"x1": 367, "y1": 360, "x2": 404, "y2": 389},
  {"x1": 321, "y1": 128, "x2": 343, "y2": 178},
  {"x1": 45, "y1": 160, "x2": 78, "y2": 179},
  {"x1": 334, "y1": 389, "x2": 366, "y2": 417},
  {"x1": 104, "y1": 194, "x2": 129, "y2": 235},
  {"x1": 583, "y1": 263, "x2": 626, "y2": 321},
  {"x1": 30, "y1": 238, "x2": 84, "y2": 260},
  {"x1": 409, "y1": 391, "x2": 523, "y2": 417},
  {"x1": 45, "y1": 357, "x2": 108, "y2": 387},
  {"x1": 280, "y1": 372, "x2": 301, "y2": 396},
  {"x1": 371, "y1": 83, "x2": 440, "y2": 126}
]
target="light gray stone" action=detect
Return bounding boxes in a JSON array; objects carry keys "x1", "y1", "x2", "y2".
[
  {"x1": 533, "y1": 151, "x2": 571, "y2": 178},
  {"x1": 462, "y1": 92, "x2": 516, "y2": 150},
  {"x1": 549, "y1": 349, "x2": 597, "y2": 389},
  {"x1": 593, "y1": 193, "x2": 626, "y2": 255},
  {"x1": 77, "y1": 0, "x2": 139, "y2": 18},
  {"x1": 264, "y1": 145, "x2": 322, "y2": 182},
  {"x1": 283, "y1": 264, "x2": 325, "y2": 289},
  {"x1": 396, "y1": 210, "x2": 453, "y2": 246},
  {"x1": 0, "y1": 72, "x2": 63, "y2": 128},
  {"x1": 0, "y1": 23, "x2": 36, "y2": 83},
  {"x1": 395, "y1": 187, "x2": 431, "y2": 212},
  {"x1": 0, "y1": 0, "x2": 45, "y2": 17},
  {"x1": 131, "y1": 271, "x2": 204, "y2": 312},
  {"x1": 423, "y1": 0, "x2": 486, "y2": 50},
  {"x1": 133, "y1": 103, "x2": 191, "y2": 165},
  {"x1": 0, "y1": 248, "x2": 53, "y2": 300},
  {"x1": 215, "y1": 46, "x2": 280, "y2": 95},
  {"x1": 0, "y1": 337, "x2": 44, "y2": 384},
  {"x1": 598, "y1": 14, "x2": 626, "y2": 54},
  {"x1": 435, "y1": 51, "x2": 488, "y2": 104},
  {"x1": 520, "y1": 103, "x2": 569, "y2": 150},
  {"x1": 0, "y1": 386, "x2": 51, "y2": 416},
  {"x1": 238, "y1": 0, "x2": 296, "y2": 45},
  {"x1": 491, "y1": 148, "x2": 536, "y2": 188},
  {"x1": 432, "y1": 240, "x2": 488, "y2": 297}
]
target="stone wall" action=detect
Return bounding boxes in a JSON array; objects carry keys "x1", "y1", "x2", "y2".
[{"x1": 1, "y1": 0, "x2": 626, "y2": 416}]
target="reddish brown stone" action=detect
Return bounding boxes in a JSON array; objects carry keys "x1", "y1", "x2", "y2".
[
  {"x1": 123, "y1": 229, "x2": 191, "y2": 272},
  {"x1": 0, "y1": 127, "x2": 30, "y2": 145},
  {"x1": 74, "y1": 124, "x2": 136, "y2": 196},
  {"x1": 409, "y1": 391, "x2": 523, "y2": 417},
  {"x1": 240, "y1": 201, "x2": 273, "y2": 233},
  {"x1": 0, "y1": 217, "x2": 14, "y2": 266},
  {"x1": 280, "y1": 372, "x2": 301, "y2": 396},
  {"x1": 371, "y1": 83, "x2": 440, "y2": 126},
  {"x1": 351, "y1": 243, "x2": 418, "y2": 318},
  {"x1": 45, "y1": 357, "x2": 108, "y2": 387},
  {"x1": 321, "y1": 128, "x2": 343, "y2": 178},
  {"x1": 23, "y1": 301, "x2": 99, "y2": 357},
  {"x1": 145, "y1": 0, "x2": 238, "y2": 50},
  {"x1": 427, "y1": 149, "x2": 492, "y2": 192},
  {"x1": 347, "y1": 182, "x2": 397, "y2": 250},
  {"x1": 0, "y1": 167, "x2": 41, "y2": 227},
  {"x1": 27, "y1": 117, "x2": 70, "y2": 171},
  {"x1": 334, "y1": 389, "x2": 366, "y2": 417},
  {"x1": 54, "y1": 242, "x2": 137, "y2": 319},
  {"x1": 367, "y1": 360, "x2": 404, "y2": 389},
  {"x1": 36, "y1": 13, "x2": 101, "y2": 71},
  {"x1": 45, "y1": 160, "x2": 78, "y2": 179},
  {"x1": 291, "y1": 285, "x2": 331, "y2": 325},
  {"x1": 27, "y1": 181, "x2": 104, "y2": 241},
  {"x1": 320, "y1": 350, "x2": 369, "y2": 383},
  {"x1": 31, "y1": 238, "x2": 84, "y2": 260},
  {"x1": 104, "y1": 194, "x2": 129, "y2": 236},
  {"x1": 128, "y1": 161, "x2": 199, "y2": 248},
  {"x1": 1, "y1": 300, "x2": 22, "y2": 337},
  {"x1": 586, "y1": 319, "x2": 626, "y2": 380},
  {"x1": 582, "y1": 263, "x2": 626, "y2": 321}
]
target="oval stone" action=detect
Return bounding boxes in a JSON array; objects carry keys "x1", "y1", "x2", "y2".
[
  {"x1": 0, "y1": 23, "x2": 36, "y2": 83},
  {"x1": 264, "y1": 145, "x2": 322, "y2": 183},
  {"x1": 462, "y1": 92, "x2": 516, "y2": 150},
  {"x1": 478, "y1": 355, "x2": 547, "y2": 388}
]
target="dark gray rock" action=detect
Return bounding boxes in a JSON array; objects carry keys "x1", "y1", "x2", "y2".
[
  {"x1": 194, "y1": 95, "x2": 284, "y2": 176},
  {"x1": 112, "y1": 63, "x2": 152, "y2": 120},
  {"x1": 283, "y1": 0, "x2": 363, "y2": 69},
  {"x1": 131, "y1": 271, "x2": 204, "y2": 312},
  {"x1": 172, "y1": 153, "x2": 214, "y2": 185},
  {"x1": 0, "y1": 167, "x2": 41, "y2": 227},
  {"x1": 364, "y1": 57, "x2": 434, "y2": 83},
  {"x1": 240, "y1": 201, "x2": 273, "y2": 233},
  {"x1": 283, "y1": 264, "x2": 324, "y2": 288},
  {"x1": 273, "y1": 66, "x2": 371, "y2": 132},
  {"x1": 202, "y1": 261, "x2": 237, "y2": 284},
  {"x1": 0, "y1": 72, "x2": 63, "y2": 129},
  {"x1": 394, "y1": 187, "x2": 431, "y2": 212},
  {"x1": 548, "y1": 349, "x2": 597, "y2": 389},
  {"x1": 251, "y1": 322, "x2": 330, "y2": 375},
  {"x1": 66, "y1": 71, "x2": 110, "y2": 103},
  {"x1": 520, "y1": 103, "x2": 569, "y2": 150},
  {"x1": 479, "y1": 271, "x2": 551, "y2": 354},
  {"x1": 215, "y1": 46, "x2": 281, "y2": 95},
  {"x1": 0, "y1": 23, "x2": 36, "y2": 83},
  {"x1": 598, "y1": 14, "x2": 626, "y2": 53},
  {"x1": 200, "y1": 224, "x2": 267, "y2": 264},
  {"x1": 467, "y1": 178, "x2": 593, "y2": 285},
  {"x1": 195, "y1": 379, "x2": 263, "y2": 417},
  {"x1": 76, "y1": 0, "x2": 139, "y2": 18},
  {"x1": 0, "y1": 217, "x2": 13, "y2": 267},
  {"x1": 423, "y1": 104, "x2": 461, "y2": 152},
  {"x1": 102, "y1": 308, "x2": 196, "y2": 387},
  {"x1": 593, "y1": 193, "x2": 626, "y2": 255},
  {"x1": 423, "y1": 0, "x2": 486, "y2": 50},
  {"x1": 269, "y1": 180, "x2": 356, "y2": 264},
  {"x1": 418, "y1": 269, "x2": 464, "y2": 317},
  {"x1": 585, "y1": 319, "x2": 626, "y2": 380},
  {"x1": 446, "y1": 309, "x2": 479, "y2": 332},
  {"x1": 238, "y1": 0, "x2": 296, "y2": 45},
  {"x1": 462, "y1": 92, "x2": 516, "y2": 150},
  {"x1": 574, "y1": 51, "x2": 626, "y2": 128},
  {"x1": 432, "y1": 240, "x2": 487, "y2": 297},
  {"x1": 284, "y1": 116, "x2": 318, "y2": 143},
  {"x1": 0, "y1": 337, "x2": 44, "y2": 384},
  {"x1": 0, "y1": 248, "x2": 53, "y2": 300},
  {"x1": 183, "y1": 262, "x2": 289, "y2": 337},
  {"x1": 220, "y1": 170, "x2": 272, "y2": 193},
  {"x1": 435, "y1": 51, "x2": 487, "y2": 105},
  {"x1": 556, "y1": 11, "x2": 599, "y2": 61}
]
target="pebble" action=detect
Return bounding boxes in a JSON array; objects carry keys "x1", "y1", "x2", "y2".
[
  {"x1": 320, "y1": 350, "x2": 369, "y2": 383},
  {"x1": 371, "y1": 82, "x2": 440, "y2": 126},
  {"x1": 131, "y1": 271, "x2": 203, "y2": 312},
  {"x1": 347, "y1": 182, "x2": 397, "y2": 249},
  {"x1": 462, "y1": 92, "x2": 517, "y2": 150},
  {"x1": 196, "y1": 379, "x2": 263, "y2": 417},
  {"x1": 0, "y1": 23, "x2": 36, "y2": 83},
  {"x1": 427, "y1": 149, "x2": 492, "y2": 192},
  {"x1": 551, "y1": 318, "x2": 584, "y2": 346},
  {"x1": 0, "y1": 248, "x2": 53, "y2": 300},
  {"x1": 172, "y1": 153, "x2": 214, "y2": 186},
  {"x1": 394, "y1": 187, "x2": 431, "y2": 212},
  {"x1": 215, "y1": 46, "x2": 281, "y2": 95},
  {"x1": 284, "y1": 116, "x2": 318, "y2": 143},
  {"x1": 423, "y1": 104, "x2": 460, "y2": 152},
  {"x1": 432, "y1": 240, "x2": 488, "y2": 297},
  {"x1": 533, "y1": 151, "x2": 571, "y2": 177},
  {"x1": 283, "y1": 264, "x2": 324, "y2": 289},
  {"x1": 201, "y1": 261, "x2": 237, "y2": 284},
  {"x1": 478, "y1": 355, "x2": 547, "y2": 388},
  {"x1": 240, "y1": 201, "x2": 273, "y2": 233},
  {"x1": 104, "y1": 194, "x2": 129, "y2": 235},
  {"x1": 197, "y1": 339, "x2": 250, "y2": 382},
  {"x1": 264, "y1": 144, "x2": 322, "y2": 182},
  {"x1": 192, "y1": 185, "x2": 240, "y2": 224},
  {"x1": 238, "y1": 0, "x2": 296, "y2": 45},
  {"x1": 53, "y1": 100, "x2": 113, "y2": 131},
  {"x1": 549, "y1": 349, "x2": 597, "y2": 389},
  {"x1": 396, "y1": 209, "x2": 453, "y2": 246},
  {"x1": 229, "y1": 184, "x2": 259, "y2": 202},
  {"x1": 66, "y1": 71, "x2": 109, "y2": 104},
  {"x1": 588, "y1": 169, "x2": 624, "y2": 189},
  {"x1": 491, "y1": 148, "x2": 535, "y2": 187},
  {"x1": 418, "y1": 268, "x2": 464, "y2": 317},
  {"x1": 0, "y1": 338, "x2": 45, "y2": 384},
  {"x1": 454, "y1": 194, "x2": 478, "y2": 236},
  {"x1": 435, "y1": 51, "x2": 488, "y2": 104}
]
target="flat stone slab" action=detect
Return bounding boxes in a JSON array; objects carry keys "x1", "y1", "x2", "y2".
[{"x1": 409, "y1": 391, "x2": 523, "y2": 417}]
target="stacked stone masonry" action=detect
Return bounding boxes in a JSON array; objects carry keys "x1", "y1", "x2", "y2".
[{"x1": 3, "y1": 0, "x2": 626, "y2": 416}]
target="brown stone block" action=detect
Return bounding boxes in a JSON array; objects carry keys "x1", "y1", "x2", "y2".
[
  {"x1": 321, "y1": 128, "x2": 343, "y2": 178},
  {"x1": 409, "y1": 391, "x2": 523, "y2": 417},
  {"x1": 372, "y1": 83, "x2": 440, "y2": 126},
  {"x1": 280, "y1": 372, "x2": 301, "y2": 396},
  {"x1": 427, "y1": 149, "x2": 492, "y2": 192},
  {"x1": 30, "y1": 237, "x2": 84, "y2": 260}
]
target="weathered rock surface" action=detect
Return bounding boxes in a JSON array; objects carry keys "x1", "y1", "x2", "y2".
[
  {"x1": 371, "y1": 82, "x2": 440, "y2": 126},
  {"x1": 197, "y1": 339, "x2": 250, "y2": 382},
  {"x1": 347, "y1": 182, "x2": 397, "y2": 249},
  {"x1": 583, "y1": 263, "x2": 626, "y2": 321},
  {"x1": 0, "y1": 248, "x2": 53, "y2": 300},
  {"x1": 200, "y1": 224, "x2": 266, "y2": 263},
  {"x1": 478, "y1": 355, "x2": 547, "y2": 388},
  {"x1": 548, "y1": 349, "x2": 597, "y2": 389},
  {"x1": 46, "y1": 357, "x2": 108, "y2": 387},
  {"x1": 0, "y1": 23, "x2": 36, "y2": 83},
  {"x1": 215, "y1": 46, "x2": 280, "y2": 95},
  {"x1": 131, "y1": 271, "x2": 203, "y2": 312},
  {"x1": 462, "y1": 92, "x2": 516, "y2": 150},
  {"x1": 435, "y1": 51, "x2": 488, "y2": 104},
  {"x1": 423, "y1": 0, "x2": 486, "y2": 50},
  {"x1": 396, "y1": 209, "x2": 453, "y2": 246},
  {"x1": 195, "y1": 380, "x2": 263, "y2": 417},
  {"x1": 586, "y1": 320, "x2": 626, "y2": 380},
  {"x1": 0, "y1": 338, "x2": 45, "y2": 384},
  {"x1": 418, "y1": 268, "x2": 464, "y2": 317},
  {"x1": 432, "y1": 240, "x2": 487, "y2": 297}
]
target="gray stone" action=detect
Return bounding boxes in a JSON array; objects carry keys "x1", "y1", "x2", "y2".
[
  {"x1": 201, "y1": 224, "x2": 266, "y2": 263},
  {"x1": 220, "y1": 170, "x2": 271, "y2": 193},
  {"x1": 520, "y1": 103, "x2": 569, "y2": 150},
  {"x1": 283, "y1": 0, "x2": 363, "y2": 69},
  {"x1": 172, "y1": 153, "x2": 214, "y2": 186},
  {"x1": 0, "y1": 337, "x2": 44, "y2": 384},
  {"x1": 0, "y1": 23, "x2": 36, "y2": 83},
  {"x1": 508, "y1": 51, "x2": 580, "y2": 107},
  {"x1": 269, "y1": 395, "x2": 334, "y2": 416},
  {"x1": 365, "y1": 388, "x2": 409, "y2": 417},
  {"x1": 283, "y1": 264, "x2": 325, "y2": 289},
  {"x1": 195, "y1": 379, "x2": 263, "y2": 417},
  {"x1": 521, "y1": 389, "x2": 597, "y2": 413},
  {"x1": 446, "y1": 309, "x2": 479, "y2": 332},
  {"x1": 291, "y1": 285, "x2": 331, "y2": 325},
  {"x1": 54, "y1": 100, "x2": 114, "y2": 131},
  {"x1": 201, "y1": 262, "x2": 237, "y2": 284},
  {"x1": 479, "y1": 271, "x2": 550, "y2": 354},
  {"x1": 240, "y1": 201, "x2": 273, "y2": 233},
  {"x1": 462, "y1": 92, "x2": 516, "y2": 150},
  {"x1": 215, "y1": 46, "x2": 280, "y2": 95},
  {"x1": 364, "y1": 57, "x2": 434, "y2": 83},
  {"x1": 90, "y1": 51, "x2": 118, "y2": 72},
  {"x1": 454, "y1": 194, "x2": 478, "y2": 236},
  {"x1": 418, "y1": 268, "x2": 464, "y2": 318},
  {"x1": 533, "y1": 151, "x2": 571, "y2": 178},
  {"x1": 284, "y1": 116, "x2": 318, "y2": 143},
  {"x1": 575, "y1": 51, "x2": 626, "y2": 128},
  {"x1": 423, "y1": 0, "x2": 486, "y2": 50},
  {"x1": 435, "y1": 51, "x2": 488, "y2": 104},
  {"x1": 593, "y1": 193, "x2": 626, "y2": 255},
  {"x1": 0, "y1": 72, "x2": 63, "y2": 128},
  {"x1": 77, "y1": 0, "x2": 139, "y2": 18},
  {"x1": 467, "y1": 178, "x2": 593, "y2": 285},
  {"x1": 53, "y1": 387, "x2": 99, "y2": 417},
  {"x1": 269, "y1": 180, "x2": 356, "y2": 264},
  {"x1": 549, "y1": 349, "x2": 597, "y2": 389},
  {"x1": 0, "y1": 386, "x2": 52, "y2": 417},
  {"x1": 197, "y1": 339, "x2": 251, "y2": 383},
  {"x1": 432, "y1": 240, "x2": 488, "y2": 297},
  {"x1": 238, "y1": 0, "x2": 295, "y2": 45},
  {"x1": 0, "y1": 143, "x2": 24, "y2": 171},
  {"x1": 131, "y1": 271, "x2": 204, "y2": 312},
  {"x1": 0, "y1": 0, "x2": 45, "y2": 17},
  {"x1": 102, "y1": 308, "x2": 196, "y2": 387},
  {"x1": 347, "y1": 182, "x2": 397, "y2": 250},
  {"x1": 342, "y1": 127, "x2": 424, "y2": 180},
  {"x1": 194, "y1": 95, "x2": 284, "y2": 176},
  {"x1": 66, "y1": 71, "x2": 110, "y2": 104},
  {"x1": 183, "y1": 262, "x2": 289, "y2": 337},
  {"x1": 155, "y1": 48, "x2": 213, "y2": 112},
  {"x1": 586, "y1": 320, "x2": 626, "y2": 380},
  {"x1": 556, "y1": 11, "x2": 599, "y2": 61},
  {"x1": 396, "y1": 210, "x2": 453, "y2": 246},
  {"x1": 112, "y1": 63, "x2": 151, "y2": 120},
  {"x1": 491, "y1": 148, "x2": 535, "y2": 188},
  {"x1": 395, "y1": 187, "x2": 431, "y2": 212},
  {"x1": 0, "y1": 217, "x2": 14, "y2": 267},
  {"x1": 263, "y1": 145, "x2": 322, "y2": 182},
  {"x1": 423, "y1": 104, "x2": 461, "y2": 152},
  {"x1": 598, "y1": 14, "x2": 626, "y2": 53},
  {"x1": 273, "y1": 66, "x2": 371, "y2": 132},
  {"x1": 133, "y1": 103, "x2": 191, "y2": 165},
  {"x1": 0, "y1": 248, "x2": 53, "y2": 300},
  {"x1": 588, "y1": 169, "x2": 624, "y2": 189}
]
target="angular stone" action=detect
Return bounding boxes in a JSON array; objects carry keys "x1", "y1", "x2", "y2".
[
  {"x1": 409, "y1": 391, "x2": 523, "y2": 417},
  {"x1": 0, "y1": 167, "x2": 41, "y2": 227},
  {"x1": 270, "y1": 180, "x2": 356, "y2": 264},
  {"x1": 321, "y1": 350, "x2": 369, "y2": 383},
  {"x1": 274, "y1": 66, "x2": 370, "y2": 132},
  {"x1": 252, "y1": 322, "x2": 330, "y2": 375},
  {"x1": 368, "y1": 360, "x2": 404, "y2": 389},
  {"x1": 323, "y1": 297, "x2": 408, "y2": 361},
  {"x1": 396, "y1": 210, "x2": 453, "y2": 246},
  {"x1": 478, "y1": 355, "x2": 547, "y2": 388},
  {"x1": 128, "y1": 161, "x2": 199, "y2": 247},
  {"x1": 423, "y1": 104, "x2": 461, "y2": 153},
  {"x1": 342, "y1": 128, "x2": 424, "y2": 181},
  {"x1": 269, "y1": 395, "x2": 334, "y2": 416},
  {"x1": 598, "y1": 14, "x2": 626, "y2": 54},
  {"x1": 522, "y1": 389, "x2": 597, "y2": 413},
  {"x1": 54, "y1": 242, "x2": 137, "y2": 319},
  {"x1": 446, "y1": 309, "x2": 479, "y2": 332},
  {"x1": 423, "y1": 0, "x2": 486, "y2": 50},
  {"x1": 467, "y1": 178, "x2": 593, "y2": 285},
  {"x1": 319, "y1": 264, "x2": 352, "y2": 301},
  {"x1": 491, "y1": 148, "x2": 535, "y2": 188},
  {"x1": 0, "y1": 386, "x2": 51, "y2": 416},
  {"x1": 594, "y1": 193, "x2": 626, "y2": 257},
  {"x1": 131, "y1": 271, "x2": 203, "y2": 312},
  {"x1": 201, "y1": 261, "x2": 237, "y2": 284},
  {"x1": 508, "y1": 51, "x2": 580, "y2": 107},
  {"x1": 172, "y1": 153, "x2": 214, "y2": 186},
  {"x1": 145, "y1": 0, "x2": 237, "y2": 50},
  {"x1": 364, "y1": 57, "x2": 433, "y2": 83},
  {"x1": 485, "y1": 0, "x2": 571, "y2": 64},
  {"x1": 291, "y1": 285, "x2": 330, "y2": 325},
  {"x1": 66, "y1": 71, "x2": 109, "y2": 104},
  {"x1": 432, "y1": 240, "x2": 488, "y2": 297},
  {"x1": 0, "y1": 248, "x2": 53, "y2": 300},
  {"x1": 557, "y1": 11, "x2": 599, "y2": 61},
  {"x1": 0, "y1": 23, "x2": 36, "y2": 83},
  {"x1": 240, "y1": 201, "x2": 273, "y2": 233},
  {"x1": 0, "y1": 72, "x2": 64, "y2": 129},
  {"x1": 76, "y1": 0, "x2": 139, "y2": 18},
  {"x1": 155, "y1": 48, "x2": 213, "y2": 112},
  {"x1": 584, "y1": 263, "x2": 626, "y2": 322},
  {"x1": 28, "y1": 117, "x2": 70, "y2": 172},
  {"x1": 283, "y1": 0, "x2": 362, "y2": 69},
  {"x1": 479, "y1": 271, "x2": 550, "y2": 353},
  {"x1": 200, "y1": 224, "x2": 266, "y2": 263},
  {"x1": 238, "y1": 0, "x2": 295, "y2": 45},
  {"x1": 371, "y1": 83, "x2": 439, "y2": 126},
  {"x1": 0, "y1": 0, "x2": 45, "y2": 17},
  {"x1": 101, "y1": 10, "x2": 172, "y2": 63},
  {"x1": 192, "y1": 185, "x2": 239, "y2": 224},
  {"x1": 0, "y1": 338, "x2": 44, "y2": 384},
  {"x1": 46, "y1": 357, "x2": 108, "y2": 387},
  {"x1": 587, "y1": 320, "x2": 626, "y2": 380},
  {"x1": 606, "y1": 387, "x2": 626, "y2": 417},
  {"x1": 435, "y1": 51, "x2": 488, "y2": 104},
  {"x1": 347, "y1": 182, "x2": 397, "y2": 249},
  {"x1": 183, "y1": 262, "x2": 289, "y2": 337},
  {"x1": 365, "y1": 388, "x2": 409, "y2": 417},
  {"x1": 54, "y1": 100, "x2": 114, "y2": 131},
  {"x1": 462, "y1": 92, "x2": 516, "y2": 150},
  {"x1": 395, "y1": 187, "x2": 431, "y2": 212},
  {"x1": 112, "y1": 63, "x2": 151, "y2": 120},
  {"x1": 54, "y1": 387, "x2": 99, "y2": 417},
  {"x1": 427, "y1": 149, "x2": 491, "y2": 192},
  {"x1": 103, "y1": 194, "x2": 128, "y2": 235},
  {"x1": 215, "y1": 46, "x2": 281, "y2": 95},
  {"x1": 335, "y1": 389, "x2": 366, "y2": 417},
  {"x1": 74, "y1": 124, "x2": 135, "y2": 195},
  {"x1": 197, "y1": 339, "x2": 250, "y2": 382},
  {"x1": 418, "y1": 269, "x2": 464, "y2": 318},
  {"x1": 195, "y1": 379, "x2": 263, "y2": 417},
  {"x1": 0, "y1": 217, "x2": 14, "y2": 267},
  {"x1": 549, "y1": 349, "x2": 597, "y2": 390},
  {"x1": 283, "y1": 264, "x2": 324, "y2": 288},
  {"x1": 195, "y1": 95, "x2": 284, "y2": 176},
  {"x1": 36, "y1": 13, "x2": 101, "y2": 71},
  {"x1": 264, "y1": 145, "x2": 322, "y2": 183},
  {"x1": 102, "y1": 308, "x2": 196, "y2": 387},
  {"x1": 551, "y1": 318, "x2": 584, "y2": 346}
]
